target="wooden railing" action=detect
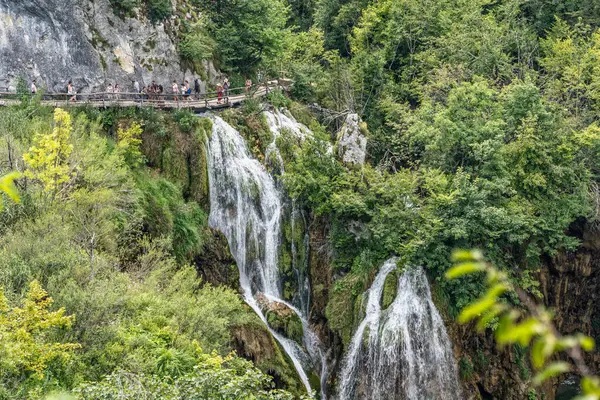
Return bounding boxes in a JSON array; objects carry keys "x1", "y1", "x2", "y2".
[{"x1": 0, "y1": 80, "x2": 289, "y2": 109}]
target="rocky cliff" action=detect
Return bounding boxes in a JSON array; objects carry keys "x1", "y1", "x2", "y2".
[{"x1": 0, "y1": 0, "x2": 217, "y2": 93}]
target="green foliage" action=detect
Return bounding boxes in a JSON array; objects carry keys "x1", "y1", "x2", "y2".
[
  {"x1": 210, "y1": 0, "x2": 289, "y2": 73},
  {"x1": 147, "y1": 0, "x2": 172, "y2": 22},
  {"x1": 179, "y1": 22, "x2": 215, "y2": 67},
  {"x1": 74, "y1": 354, "x2": 312, "y2": 399},
  {"x1": 448, "y1": 250, "x2": 599, "y2": 397},
  {"x1": 136, "y1": 174, "x2": 208, "y2": 263},
  {"x1": 459, "y1": 357, "x2": 474, "y2": 380},
  {"x1": 0, "y1": 104, "x2": 308, "y2": 398},
  {"x1": 108, "y1": 0, "x2": 139, "y2": 17},
  {"x1": 116, "y1": 121, "x2": 144, "y2": 167},
  {"x1": 23, "y1": 109, "x2": 74, "y2": 193},
  {"x1": 0, "y1": 281, "x2": 80, "y2": 396},
  {"x1": 267, "y1": 89, "x2": 292, "y2": 109}
]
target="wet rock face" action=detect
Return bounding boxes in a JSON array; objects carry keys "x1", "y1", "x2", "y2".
[
  {"x1": 256, "y1": 294, "x2": 304, "y2": 344},
  {"x1": 541, "y1": 220, "x2": 600, "y2": 373},
  {"x1": 0, "y1": 0, "x2": 196, "y2": 92},
  {"x1": 337, "y1": 113, "x2": 367, "y2": 166},
  {"x1": 194, "y1": 229, "x2": 239, "y2": 289}
]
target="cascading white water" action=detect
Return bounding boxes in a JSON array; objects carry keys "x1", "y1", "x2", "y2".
[
  {"x1": 263, "y1": 109, "x2": 312, "y2": 173},
  {"x1": 338, "y1": 259, "x2": 462, "y2": 400},
  {"x1": 264, "y1": 110, "x2": 328, "y2": 397},
  {"x1": 207, "y1": 115, "x2": 328, "y2": 396}
]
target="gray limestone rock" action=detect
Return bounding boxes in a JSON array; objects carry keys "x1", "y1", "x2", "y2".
[
  {"x1": 0, "y1": 0, "x2": 217, "y2": 93},
  {"x1": 337, "y1": 113, "x2": 367, "y2": 166}
]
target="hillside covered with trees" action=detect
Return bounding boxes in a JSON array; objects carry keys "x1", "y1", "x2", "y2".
[{"x1": 1, "y1": 0, "x2": 600, "y2": 399}]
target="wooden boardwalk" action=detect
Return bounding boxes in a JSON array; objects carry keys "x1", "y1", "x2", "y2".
[{"x1": 0, "y1": 80, "x2": 288, "y2": 111}]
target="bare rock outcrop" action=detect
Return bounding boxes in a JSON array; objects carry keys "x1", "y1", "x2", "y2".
[{"x1": 0, "y1": 0, "x2": 216, "y2": 92}]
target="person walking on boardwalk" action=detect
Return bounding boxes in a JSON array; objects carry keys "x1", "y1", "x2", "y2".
[
  {"x1": 181, "y1": 81, "x2": 187, "y2": 100},
  {"x1": 194, "y1": 78, "x2": 201, "y2": 99},
  {"x1": 217, "y1": 83, "x2": 223, "y2": 104},
  {"x1": 172, "y1": 80, "x2": 179, "y2": 101},
  {"x1": 106, "y1": 83, "x2": 113, "y2": 100},
  {"x1": 31, "y1": 79, "x2": 37, "y2": 95},
  {"x1": 67, "y1": 81, "x2": 76, "y2": 103},
  {"x1": 133, "y1": 80, "x2": 140, "y2": 100},
  {"x1": 245, "y1": 78, "x2": 252, "y2": 93},
  {"x1": 184, "y1": 80, "x2": 192, "y2": 100},
  {"x1": 114, "y1": 84, "x2": 121, "y2": 100},
  {"x1": 223, "y1": 78, "x2": 230, "y2": 99},
  {"x1": 150, "y1": 80, "x2": 157, "y2": 100}
]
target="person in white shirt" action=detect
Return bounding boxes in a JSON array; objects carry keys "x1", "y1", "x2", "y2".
[
  {"x1": 68, "y1": 81, "x2": 76, "y2": 103},
  {"x1": 172, "y1": 80, "x2": 179, "y2": 101}
]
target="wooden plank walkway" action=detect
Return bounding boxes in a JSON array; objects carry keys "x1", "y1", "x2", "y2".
[{"x1": 0, "y1": 80, "x2": 289, "y2": 111}]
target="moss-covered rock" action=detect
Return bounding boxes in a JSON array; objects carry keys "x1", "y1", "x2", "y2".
[
  {"x1": 325, "y1": 273, "x2": 365, "y2": 346},
  {"x1": 232, "y1": 312, "x2": 305, "y2": 395},
  {"x1": 194, "y1": 228, "x2": 239, "y2": 289},
  {"x1": 257, "y1": 295, "x2": 304, "y2": 344},
  {"x1": 279, "y1": 204, "x2": 310, "y2": 304},
  {"x1": 138, "y1": 109, "x2": 210, "y2": 210},
  {"x1": 381, "y1": 270, "x2": 398, "y2": 309}
]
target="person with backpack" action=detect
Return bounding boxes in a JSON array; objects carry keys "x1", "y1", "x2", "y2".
[{"x1": 31, "y1": 80, "x2": 37, "y2": 95}]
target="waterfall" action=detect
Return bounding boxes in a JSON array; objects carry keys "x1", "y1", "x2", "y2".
[
  {"x1": 338, "y1": 259, "x2": 462, "y2": 400},
  {"x1": 206, "y1": 115, "x2": 324, "y2": 396},
  {"x1": 263, "y1": 108, "x2": 311, "y2": 174},
  {"x1": 264, "y1": 109, "x2": 328, "y2": 397}
]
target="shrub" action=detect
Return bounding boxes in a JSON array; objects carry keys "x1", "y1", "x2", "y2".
[{"x1": 147, "y1": 0, "x2": 172, "y2": 23}]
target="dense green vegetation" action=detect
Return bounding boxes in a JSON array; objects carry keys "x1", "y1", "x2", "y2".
[
  {"x1": 267, "y1": 0, "x2": 600, "y2": 323},
  {"x1": 0, "y1": 103, "x2": 304, "y2": 399},
  {"x1": 5, "y1": 0, "x2": 600, "y2": 398}
]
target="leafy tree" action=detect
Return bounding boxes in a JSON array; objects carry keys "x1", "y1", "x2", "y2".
[
  {"x1": 212, "y1": 0, "x2": 289, "y2": 74},
  {"x1": 0, "y1": 281, "x2": 80, "y2": 395},
  {"x1": 116, "y1": 121, "x2": 144, "y2": 167},
  {"x1": 147, "y1": 0, "x2": 172, "y2": 23},
  {"x1": 179, "y1": 21, "x2": 216, "y2": 71},
  {"x1": 23, "y1": 109, "x2": 74, "y2": 194}
]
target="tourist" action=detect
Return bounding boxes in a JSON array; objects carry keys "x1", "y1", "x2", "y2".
[
  {"x1": 106, "y1": 83, "x2": 113, "y2": 100},
  {"x1": 245, "y1": 78, "x2": 252, "y2": 93},
  {"x1": 223, "y1": 78, "x2": 230, "y2": 98},
  {"x1": 133, "y1": 80, "x2": 140, "y2": 100},
  {"x1": 184, "y1": 80, "x2": 192, "y2": 100},
  {"x1": 217, "y1": 83, "x2": 223, "y2": 104},
  {"x1": 68, "y1": 81, "x2": 76, "y2": 103},
  {"x1": 172, "y1": 80, "x2": 179, "y2": 101},
  {"x1": 149, "y1": 80, "x2": 156, "y2": 100},
  {"x1": 31, "y1": 80, "x2": 37, "y2": 95},
  {"x1": 194, "y1": 78, "x2": 201, "y2": 99},
  {"x1": 114, "y1": 84, "x2": 120, "y2": 100}
]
